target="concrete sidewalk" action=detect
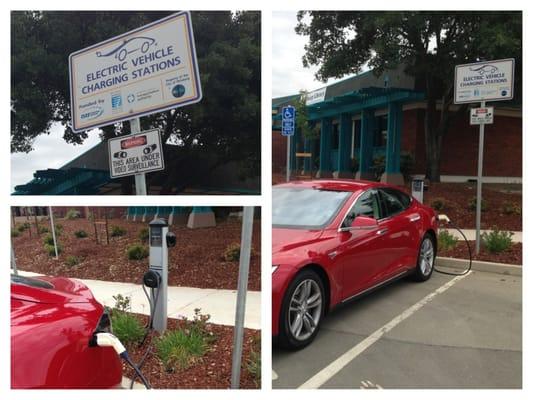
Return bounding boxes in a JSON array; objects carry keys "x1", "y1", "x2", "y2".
[
  {"x1": 442, "y1": 228, "x2": 522, "y2": 243},
  {"x1": 18, "y1": 271, "x2": 260, "y2": 329}
]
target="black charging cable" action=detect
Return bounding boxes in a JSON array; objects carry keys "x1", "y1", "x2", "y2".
[{"x1": 434, "y1": 217, "x2": 472, "y2": 276}]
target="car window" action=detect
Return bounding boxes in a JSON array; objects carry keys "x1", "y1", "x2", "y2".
[
  {"x1": 342, "y1": 190, "x2": 380, "y2": 227},
  {"x1": 379, "y1": 188, "x2": 410, "y2": 217}
]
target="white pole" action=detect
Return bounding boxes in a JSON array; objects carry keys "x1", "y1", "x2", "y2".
[
  {"x1": 11, "y1": 245, "x2": 18, "y2": 275},
  {"x1": 49, "y1": 206, "x2": 59, "y2": 259},
  {"x1": 286, "y1": 135, "x2": 291, "y2": 182},
  {"x1": 130, "y1": 118, "x2": 147, "y2": 195},
  {"x1": 230, "y1": 206, "x2": 254, "y2": 388},
  {"x1": 475, "y1": 101, "x2": 486, "y2": 254}
]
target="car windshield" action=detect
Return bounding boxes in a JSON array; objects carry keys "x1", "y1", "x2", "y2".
[{"x1": 273, "y1": 187, "x2": 352, "y2": 229}]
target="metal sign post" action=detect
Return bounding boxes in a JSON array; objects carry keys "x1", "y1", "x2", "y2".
[
  {"x1": 281, "y1": 106, "x2": 295, "y2": 182},
  {"x1": 130, "y1": 118, "x2": 147, "y2": 195},
  {"x1": 475, "y1": 101, "x2": 486, "y2": 254},
  {"x1": 49, "y1": 206, "x2": 59, "y2": 259},
  {"x1": 230, "y1": 206, "x2": 254, "y2": 389}
]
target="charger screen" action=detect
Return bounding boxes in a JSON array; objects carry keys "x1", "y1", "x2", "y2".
[{"x1": 150, "y1": 227, "x2": 162, "y2": 247}]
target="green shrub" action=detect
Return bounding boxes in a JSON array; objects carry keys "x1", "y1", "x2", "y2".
[
  {"x1": 481, "y1": 229, "x2": 513, "y2": 253},
  {"x1": 438, "y1": 230, "x2": 458, "y2": 251},
  {"x1": 430, "y1": 197, "x2": 447, "y2": 211},
  {"x1": 126, "y1": 244, "x2": 149, "y2": 260},
  {"x1": 11, "y1": 229, "x2": 20, "y2": 238},
  {"x1": 44, "y1": 243, "x2": 62, "y2": 256},
  {"x1": 65, "y1": 209, "x2": 81, "y2": 219},
  {"x1": 111, "y1": 225, "x2": 126, "y2": 237},
  {"x1": 15, "y1": 223, "x2": 28, "y2": 233},
  {"x1": 74, "y1": 230, "x2": 88, "y2": 238},
  {"x1": 38, "y1": 226, "x2": 49, "y2": 234},
  {"x1": 501, "y1": 201, "x2": 521, "y2": 216},
  {"x1": 55, "y1": 224, "x2": 63, "y2": 233},
  {"x1": 112, "y1": 294, "x2": 132, "y2": 313},
  {"x1": 111, "y1": 311, "x2": 145, "y2": 345},
  {"x1": 138, "y1": 227, "x2": 149, "y2": 243},
  {"x1": 246, "y1": 334, "x2": 261, "y2": 386},
  {"x1": 43, "y1": 233, "x2": 55, "y2": 246},
  {"x1": 224, "y1": 243, "x2": 242, "y2": 261},
  {"x1": 155, "y1": 327, "x2": 208, "y2": 372},
  {"x1": 468, "y1": 197, "x2": 488, "y2": 212},
  {"x1": 21, "y1": 222, "x2": 31, "y2": 230},
  {"x1": 65, "y1": 255, "x2": 81, "y2": 267}
]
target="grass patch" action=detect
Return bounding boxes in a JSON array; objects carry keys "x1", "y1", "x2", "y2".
[
  {"x1": 138, "y1": 227, "x2": 149, "y2": 243},
  {"x1": 438, "y1": 230, "x2": 458, "y2": 251},
  {"x1": 111, "y1": 311, "x2": 145, "y2": 345},
  {"x1": 65, "y1": 255, "x2": 81, "y2": 267},
  {"x1": 246, "y1": 334, "x2": 261, "y2": 386},
  {"x1": 44, "y1": 243, "x2": 62, "y2": 256},
  {"x1": 74, "y1": 230, "x2": 88, "y2": 238},
  {"x1": 481, "y1": 229, "x2": 513, "y2": 253},
  {"x1": 126, "y1": 244, "x2": 149, "y2": 260},
  {"x1": 111, "y1": 225, "x2": 126, "y2": 237}
]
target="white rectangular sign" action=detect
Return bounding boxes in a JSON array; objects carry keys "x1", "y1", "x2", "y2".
[
  {"x1": 108, "y1": 128, "x2": 165, "y2": 178},
  {"x1": 454, "y1": 58, "x2": 514, "y2": 104},
  {"x1": 304, "y1": 87, "x2": 326, "y2": 105},
  {"x1": 69, "y1": 11, "x2": 202, "y2": 133},
  {"x1": 470, "y1": 107, "x2": 494, "y2": 125}
]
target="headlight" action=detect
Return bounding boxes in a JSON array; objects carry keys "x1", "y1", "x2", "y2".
[{"x1": 272, "y1": 265, "x2": 279, "y2": 274}]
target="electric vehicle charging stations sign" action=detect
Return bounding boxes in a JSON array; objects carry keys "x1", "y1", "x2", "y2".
[
  {"x1": 470, "y1": 107, "x2": 494, "y2": 125},
  {"x1": 69, "y1": 11, "x2": 202, "y2": 133},
  {"x1": 108, "y1": 128, "x2": 165, "y2": 178},
  {"x1": 454, "y1": 58, "x2": 514, "y2": 104}
]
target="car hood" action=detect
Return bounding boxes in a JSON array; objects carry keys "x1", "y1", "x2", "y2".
[
  {"x1": 272, "y1": 227, "x2": 325, "y2": 258},
  {"x1": 11, "y1": 275, "x2": 96, "y2": 304}
]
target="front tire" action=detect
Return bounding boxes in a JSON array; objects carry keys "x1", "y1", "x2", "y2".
[
  {"x1": 278, "y1": 269, "x2": 325, "y2": 350},
  {"x1": 412, "y1": 233, "x2": 436, "y2": 281}
]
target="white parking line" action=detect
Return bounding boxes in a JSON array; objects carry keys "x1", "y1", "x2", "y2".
[{"x1": 298, "y1": 272, "x2": 472, "y2": 389}]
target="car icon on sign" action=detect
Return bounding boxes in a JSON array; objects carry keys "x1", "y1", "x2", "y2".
[
  {"x1": 113, "y1": 151, "x2": 128, "y2": 159},
  {"x1": 96, "y1": 36, "x2": 156, "y2": 62},
  {"x1": 469, "y1": 64, "x2": 498, "y2": 75}
]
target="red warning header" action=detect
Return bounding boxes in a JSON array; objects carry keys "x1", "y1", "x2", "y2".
[{"x1": 121, "y1": 135, "x2": 147, "y2": 149}]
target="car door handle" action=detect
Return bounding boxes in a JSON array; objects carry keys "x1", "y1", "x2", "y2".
[
  {"x1": 409, "y1": 214, "x2": 421, "y2": 222},
  {"x1": 377, "y1": 228, "x2": 388, "y2": 236}
]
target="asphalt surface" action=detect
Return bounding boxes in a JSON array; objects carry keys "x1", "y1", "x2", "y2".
[{"x1": 272, "y1": 270, "x2": 522, "y2": 389}]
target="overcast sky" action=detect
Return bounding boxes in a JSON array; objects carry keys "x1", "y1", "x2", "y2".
[
  {"x1": 11, "y1": 125, "x2": 101, "y2": 192},
  {"x1": 272, "y1": 11, "x2": 345, "y2": 99}
]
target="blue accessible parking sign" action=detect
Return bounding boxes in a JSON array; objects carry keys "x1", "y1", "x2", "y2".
[{"x1": 281, "y1": 106, "x2": 295, "y2": 136}]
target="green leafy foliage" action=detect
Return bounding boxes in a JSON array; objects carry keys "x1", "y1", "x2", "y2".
[
  {"x1": 65, "y1": 255, "x2": 81, "y2": 266},
  {"x1": 44, "y1": 243, "x2": 62, "y2": 256},
  {"x1": 126, "y1": 244, "x2": 149, "y2": 260},
  {"x1": 468, "y1": 197, "x2": 488, "y2": 212},
  {"x1": 65, "y1": 209, "x2": 81, "y2": 219},
  {"x1": 111, "y1": 311, "x2": 145, "y2": 345},
  {"x1": 501, "y1": 201, "x2": 521, "y2": 216},
  {"x1": 74, "y1": 229, "x2": 88, "y2": 238},
  {"x1": 438, "y1": 230, "x2": 458, "y2": 251},
  {"x1": 110, "y1": 225, "x2": 126, "y2": 237},
  {"x1": 112, "y1": 294, "x2": 132, "y2": 312},
  {"x1": 43, "y1": 233, "x2": 55, "y2": 246},
  {"x1": 246, "y1": 333, "x2": 261, "y2": 385},
  {"x1": 11, "y1": 229, "x2": 20, "y2": 238},
  {"x1": 138, "y1": 227, "x2": 149, "y2": 243},
  {"x1": 430, "y1": 197, "x2": 448, "y2": 211},
  {"x1": 481, "y1": 229, "x2": 513, "y2": 253}
]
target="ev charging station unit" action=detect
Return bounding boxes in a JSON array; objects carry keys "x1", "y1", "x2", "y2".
[
  {"x1": 143, "y1": 218, "x2": 176, "y2": 333},
  {"x1": 411, "y1": 178, "x2": 424, "y2": 204}
]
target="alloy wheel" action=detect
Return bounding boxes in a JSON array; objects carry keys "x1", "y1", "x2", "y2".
[
  {"x1": 420, "y1": 237, "x2": 435, "y2": 275},
  {"x1": 288, "y1": 279, "x2": 322, "y2": 341}
]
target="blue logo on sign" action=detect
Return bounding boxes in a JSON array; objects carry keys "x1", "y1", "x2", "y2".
[
  {"x1": 112, "y1": 94, "x2": 122, "y2": 109},
  {"x1": 501, "y1": 90, "x2": 507, "y2": 96},
  {"x1": 172, "y1": 84, "x2": 186, "y2": 98},
  {"x1": 474, "y1": 89, "x2": 480, "y2": 97}
]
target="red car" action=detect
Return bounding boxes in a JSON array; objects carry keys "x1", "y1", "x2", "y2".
[
  {"x1": 11, "y1": 274, "x2": 123, "y2": 388},
  {"x1": 272, "y1": 180, "x2": 438, "y2": 349}
]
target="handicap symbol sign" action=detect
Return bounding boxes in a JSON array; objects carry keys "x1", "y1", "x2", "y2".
[{"x1": 281, "y1": 105, "x2": 295, "y2": 136}]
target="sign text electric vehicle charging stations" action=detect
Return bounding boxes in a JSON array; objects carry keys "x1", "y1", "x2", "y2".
[
  {"x1": 144, "y1": 218, "x2": 176, "y2": 333},
  {"x1": 282, "y1": 105, "x2": 295, "y2": 182},
  {"x1": 454, "y1": 58, "x2": 514, "y2": 254},
  {"x1": 68, "y1": 11, "x2": 202, "y2": 195}
]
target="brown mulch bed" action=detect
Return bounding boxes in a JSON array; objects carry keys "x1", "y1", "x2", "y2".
[
  {"x1": 423, "y1": 182, "x2": 522, "y2": 231},
  {"x1": 123, "y1": 314, "x2": 260, "y2": 389},
  {"x1": 12, "y1": 218, "x2": 261, "y2": 291},
  {"x1": 438, "y1": 240, "x2": 522, "y2": 265}
]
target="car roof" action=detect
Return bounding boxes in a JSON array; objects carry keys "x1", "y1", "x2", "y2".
[{"x1": 274, "y1": 179, "x2": 391, "y2": 192}]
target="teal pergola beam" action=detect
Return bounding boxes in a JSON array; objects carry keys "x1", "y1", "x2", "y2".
[
  {"x1": 317, "y1": 118, "x2": 333, "y2": 178},
  {"x1": 336, "y1": 113, "x2": 352, "y2": 177},
  {"x1": 356, "y1": 109, "x2": 375, "y2": 181}
]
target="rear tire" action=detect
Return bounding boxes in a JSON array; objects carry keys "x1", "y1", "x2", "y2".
[
  {"x1": 412, "y1": 233, "x2": 435, "y2": 282},
  {"x1": 278, "y1": 269, "x2": 325, "y2": 350}
]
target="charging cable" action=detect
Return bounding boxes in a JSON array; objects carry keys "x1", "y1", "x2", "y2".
[
  {"x1": 435, "y1": 214, "x2": 472, "y2": 276},
  {"x1": 93, "y1": 332, "x2": 151, "y2": 389}
]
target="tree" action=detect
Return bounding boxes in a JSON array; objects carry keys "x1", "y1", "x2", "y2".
[
  {"x1": 296, "y1": 11, "x2": 521, "y2": 181},
  {"x1": 11, "y1": 11, "x2": 260, "y2": 190}
]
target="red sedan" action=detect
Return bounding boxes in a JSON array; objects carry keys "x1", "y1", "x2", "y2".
[
  {"x1": 11, "y1": 274, "x2": 123, "y2": 388},
  {"x1": 272, "y1": 180, "x2": 438, "y2": 349}
]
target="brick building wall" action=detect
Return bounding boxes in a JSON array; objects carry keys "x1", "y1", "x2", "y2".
[{"x1": 272, "y1": 130, "x2": 287, "y2": 173}]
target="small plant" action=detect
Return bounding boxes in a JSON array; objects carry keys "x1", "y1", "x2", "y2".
[
  {"x1": 11, "y1": 229, "x2": 20, "y2": 238},
  {"x1": 44, "y1": 243, "x2": 62, "y2": 256},
  {"x1": 468, "y1": 197, "x2": 488, "y2": 212},
  {"x1": 224, "y1": 243, "x2": 242, "y2": 261},
  {"x1": 430, "y1": 197, "x2": 447, "y2": 211},
  {"x1": 438, "y1": 230, "x2": 458, "y2": 251},
  {"x1": 43, "y1": 233, "x2": 55, "y2": 246},
  {"x1": 481, "y1": 229, "x2": 513, "y2": 254},
  {"x1": 111, "y1": 225, "x2": 126, "y2": 237},
  {"x1": 65, "y1": 209, "x2": 81, "y2": 219},
  {"x1": 55, "y1": 224, "x2": 63, "y2": 234},
  {"x1": 138, "y1": 227, "x2": 149, "y2": 243},
  {"x1": 65, "y1": 255, "x2": 81, "y2": 267},
  {"x1": 246, "y1": 334, "x2": 261, "y2": 386},
  {"x1": 21, "y1": 222, "x2": 31, "y2": 230},
  {"x1": 74, "y1": 230, "x2": 88, "y2": 238},
  {"x1": 112, "y1": 294, "x2": 132, "y2": 313},
  {"x1": 155, "y1": 327, "x2": 208, "y2": 372},
  {"x1": 126, "y1": 244, "x2": 149, "y2": 260},
  {"x1": 38, "y1": 226, "x2": 49, "y2": 234},
  {"x1": 111, "y1": 311, "x2": 145, "y2": 345},
  {"x1": 501, "y1": 201, "x2": 521, "y2": 216}
]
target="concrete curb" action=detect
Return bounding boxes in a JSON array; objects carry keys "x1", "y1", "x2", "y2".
[{"x1": 436, "y1": 256, "x2": 522, "y2": 276}]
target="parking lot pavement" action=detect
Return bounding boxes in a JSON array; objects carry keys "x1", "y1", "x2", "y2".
[{"x1": 272, "y1": 270, "x2": 522, "y2": 389}]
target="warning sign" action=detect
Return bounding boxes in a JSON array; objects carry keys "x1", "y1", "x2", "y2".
[
  {"x1": 108, "y1": 128, "x2": 165, "y2": 178},
  {"x1": 470, "y1": 107, "x2": 494, "y2": 125}
]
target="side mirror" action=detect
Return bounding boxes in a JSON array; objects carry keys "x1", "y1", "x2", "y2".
[{"x1": 351, "y1": 215, "x2": 378, "y2": 229}]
